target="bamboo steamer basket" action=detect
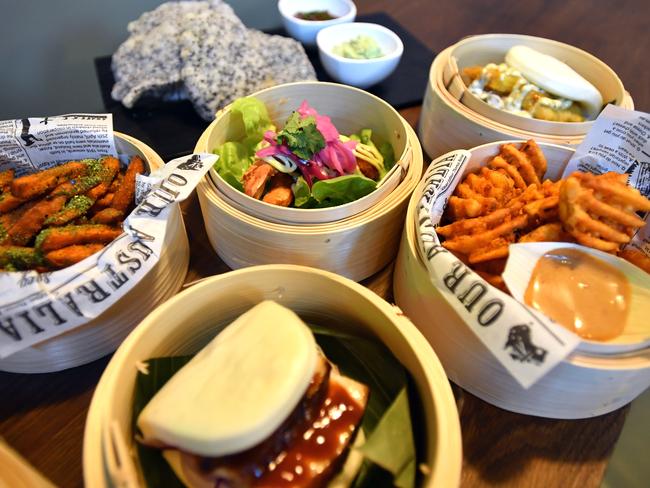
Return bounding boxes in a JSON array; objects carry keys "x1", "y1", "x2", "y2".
[
  {"x1": 82, "y1": 265, "x2": 463, "y2": 487},
  {"x1": 195, "y1": 82, "x2": 423, "y2": 282},
  {"x1": 0, "y1": 133, "x2": 190, "y2": 373},
  {"x1": 393, "y1": 142, "x2": 650, "y2": 419},
  {"x1": 419, "y1": 34, "x2": 634, "y2": 159}
]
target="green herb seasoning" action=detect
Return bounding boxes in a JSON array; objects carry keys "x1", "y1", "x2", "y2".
[
  {"x1": 295, "y1": 10, "x2": 336, "y2": 21},
  {"x1": 333, "y1": 35, "x2": 384, "y2": 59},
  {"x1": 276, "y1": 112, "x2": 325, "y2": 160}
]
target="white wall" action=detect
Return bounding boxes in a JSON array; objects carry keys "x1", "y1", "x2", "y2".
[{"x1": 0, "y1": 1, "x2": 282, "y2": 119}]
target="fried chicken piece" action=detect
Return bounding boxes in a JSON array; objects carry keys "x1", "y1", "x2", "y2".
[
  {"x1": 262, "y1": 174, "x2": 294, "y2": 207},
  {"x1": 242, "y1": 161, "x2": 277, "y2": 200},
  {"x1": 559, "y1": 171, "x2": 650, "y2": 252}
]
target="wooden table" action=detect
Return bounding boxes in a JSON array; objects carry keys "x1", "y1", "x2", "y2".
[{"x1": 1, "y1": 0, "x2": 647, "y2": 486}]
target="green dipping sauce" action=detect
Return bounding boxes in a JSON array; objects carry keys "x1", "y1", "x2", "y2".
[{"x1": 332, "y1": 35, "x2": 384, "y2": 59}]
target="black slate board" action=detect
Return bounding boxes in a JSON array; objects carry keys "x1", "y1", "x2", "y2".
[{"x1": 94, "y1": 12, "x2": 435, "y2": 161}]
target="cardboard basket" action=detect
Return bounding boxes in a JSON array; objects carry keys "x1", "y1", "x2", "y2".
[
  {"x1": 419, "y1": 34, "x2": 634, "y2": 159},
  {"x1": 82, "y1": 265, "x2": 463, "y2": 487},
  {"x1": 393, "y1": 141, "x2": 650, "y2": 419},
  {"x1": 0, "y1": 133, "x2": 190, "y2": 373},
  {"x1": 194, "y1": 82, "x2": 423, "y2": 282}
]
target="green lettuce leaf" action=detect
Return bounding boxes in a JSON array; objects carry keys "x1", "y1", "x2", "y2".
[
  {"x1": 214, "y1": 141, "x2": 250, "y2": 192},
  {"x1": 311, "y1": 175, "x2": 377, "y2": 207},
  {"x1": 230, "y1": 97, "x2": 274, "y2": 149},
  {"x1": 379, "y1": 141, "x2": 396, "y2": 171},
  {"x1": 292, "y1": 176, "x2": 317, "y2": 208},
  {"x1": 132, "y1": 325, "x2": 419, "y2": 488}
]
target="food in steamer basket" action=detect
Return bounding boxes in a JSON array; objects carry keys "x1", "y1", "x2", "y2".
[
  {"x1": 214, "y1": 97, "x2": 396, "y2": 208},
  {"x1": 435, "y1": 140, "x2": 650, "y2": 338},
  {"x1": 461, "y1": 45, "x2": 604, "y2": 122},
  {"x1": 134, "y1": 301, "x2": 418, "y2": 487},
  {"x1": 0, "y1": 156, "x2": 144, "y2": 272}
]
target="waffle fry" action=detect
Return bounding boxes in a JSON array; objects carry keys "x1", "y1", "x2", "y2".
[{"x1": 559, "y1": 171, "x2": 650, "y2": 252}]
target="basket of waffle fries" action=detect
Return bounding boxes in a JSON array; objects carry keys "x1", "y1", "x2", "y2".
[
  {"x1": 194, "y1": 82, "x2": 422, "y2": 282},
  {"x1": 0, "y1": 116, "x2": 200, "y2": 373},
  {"x1": 394, "y1": 105, "x2": 650, "y2": 419},
  {"x1": 419, "y1": 34, "x2": 634, "y2": 159}
]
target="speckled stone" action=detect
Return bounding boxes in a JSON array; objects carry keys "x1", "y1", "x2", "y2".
[{"x1": 111, "y1": 0, "x2": 316, "y2": 121}]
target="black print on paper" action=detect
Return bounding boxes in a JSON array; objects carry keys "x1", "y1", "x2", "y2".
[
  {"x1": 177, "y1": 154, "x2": 203, "y2": 171},
  {"x1": 504, "y1": 325, "x2": 547, "y2": 365},
  {"x1": 20, "y1": 119, "x2": 42, "y2": 147}
]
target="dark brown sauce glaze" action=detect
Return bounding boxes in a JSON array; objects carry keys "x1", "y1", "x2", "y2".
[{"x1": 256, "y1": 379, "x2": 365, "y2": 487}]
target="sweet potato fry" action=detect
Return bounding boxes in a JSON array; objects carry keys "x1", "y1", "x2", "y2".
[
  {"x1": 44, "y1": 195, "x2": 94, "y2": 226},
  {"x1": 89, "y1": 192, "x2": 114, "y2": 214},
  {"x1": 0, "y1": 245, "x2": 42, "y2": 270},
  {"x1": 11, "y1": 161, "x2": 86, "y2": 199},
  {"x1": 8, "y1": 196, "x2": 66, "y2": 245},
  {"x1": 44, "y1": 243, "x2": 105, "y2": 269},
  {"x1": 111, "y1": 156, "x2": 145, "y2": 213},
  {"x1": 0, "y1": 169, "x2": 14, "y2": 189},
  {"x1": 0, "y1": 191, "x2": 25, "y2": 214},
  {"x1": 90, "y1": 208, "x2": 124, "y2": 225},
  {"x1": 36, "y1": 224, "x2": 122, "y2": 252}
]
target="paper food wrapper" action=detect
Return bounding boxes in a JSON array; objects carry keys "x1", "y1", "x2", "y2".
[
  {"x1": 416, "y1": 104, "x2": 650, "y2": 388},
  {"x1": 0, "y1": 114, "x2": 216, "y2": 358}
]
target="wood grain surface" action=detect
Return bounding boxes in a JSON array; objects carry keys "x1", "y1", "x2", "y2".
[{"x1": 1, "y1": 0, "x2": 647, "y2": 487}]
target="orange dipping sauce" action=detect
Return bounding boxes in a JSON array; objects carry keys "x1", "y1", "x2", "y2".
[{"x1": 524, "y1": 248, "x2": 630, "y2": 341}]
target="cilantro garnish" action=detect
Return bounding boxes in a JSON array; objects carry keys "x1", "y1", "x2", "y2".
[{"x1": 276, "y1": 112, "x2": 325, "y2": 161}]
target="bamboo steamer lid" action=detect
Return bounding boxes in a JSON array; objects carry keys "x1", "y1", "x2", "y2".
[
  {"x1": 0, "y1": 133, "x2": 190, "y2": 373},
  {"x1": 82, "y1": 265, "x2": 463, "y2": 487},
  {"x1": 194, "y1": 82, "x2": 423, "y2": 282},
  {"x1": 419, "y1": 34, "x2": 634, "y2": 159},
  {"x1": 393, "y1": 142, "x2": 650, "y2": 419}
]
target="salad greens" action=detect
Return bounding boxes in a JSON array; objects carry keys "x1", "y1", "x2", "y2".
[
  {"x1": 132, "y1": 325, "x2": 419, "y2": 488},
  {"x1": 213, "y1": 97, "x2": 396, "y2": 209}
]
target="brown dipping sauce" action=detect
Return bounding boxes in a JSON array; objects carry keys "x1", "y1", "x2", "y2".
[
  {"x1": 524, "y1": 248, "x2": 630, "y2": 341},
  {"x1": 295, "y1": 10, "x2": 337, "y2": 21}
]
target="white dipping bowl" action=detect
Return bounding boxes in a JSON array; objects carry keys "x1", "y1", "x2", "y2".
[
  {"x1": 317, "y1": 22, "x2": 404, "y2": 88},
  {"x1": 278, "y1": 0, "x2": 356, "y2": 46}
]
